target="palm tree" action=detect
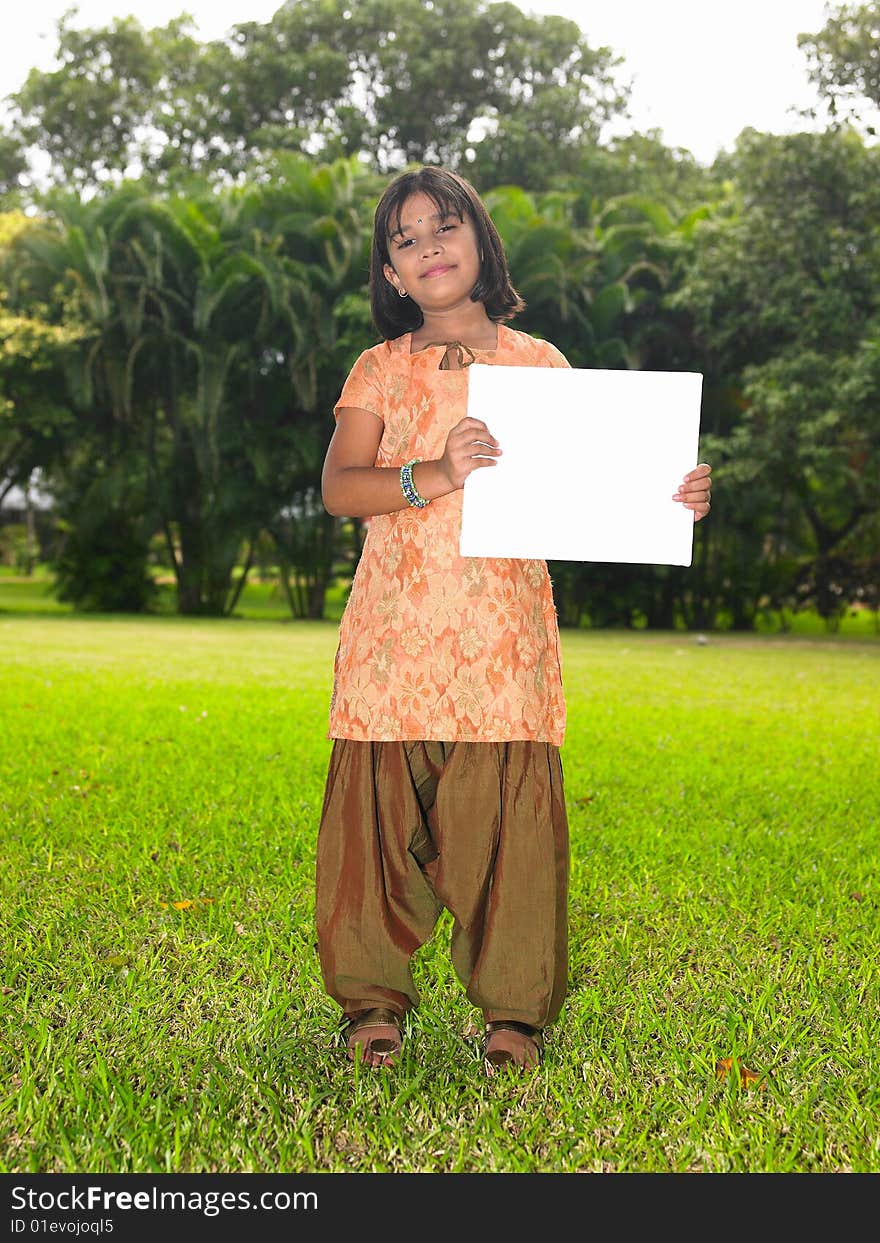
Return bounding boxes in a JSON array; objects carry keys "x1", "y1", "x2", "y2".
[{"x1": 7, "y1": 157, "x2": 378, "y2": 615}]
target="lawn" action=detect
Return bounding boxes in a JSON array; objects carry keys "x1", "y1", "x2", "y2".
[{"x1": 2, "y1": 611, "x2": 879, "y2": 1174}]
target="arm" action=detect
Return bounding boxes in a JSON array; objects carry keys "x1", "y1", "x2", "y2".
[{"x1": 321, "y1": 407, "x2": 502, "y2": 518}]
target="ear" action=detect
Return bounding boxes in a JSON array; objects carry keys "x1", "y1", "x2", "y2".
[{"x1": 383, "y1": 262, "x2": 403, "y2": 295}]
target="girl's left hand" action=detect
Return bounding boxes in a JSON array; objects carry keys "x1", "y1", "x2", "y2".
[{"x1": 673, "y1": 463, "x2": 712, "y2": 521}]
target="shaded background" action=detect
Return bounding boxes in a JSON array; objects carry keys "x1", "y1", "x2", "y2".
[{"x1": 1, "y1": 0, "x2": 878, "y2": 631}]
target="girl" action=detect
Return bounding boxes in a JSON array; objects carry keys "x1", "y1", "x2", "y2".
[{"x1": 316, "y1": 167, "x2": 712, "y2": 1074}]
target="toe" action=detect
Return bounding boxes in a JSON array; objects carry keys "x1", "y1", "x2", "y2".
[{"x1": 347, "y1": 1024, "x2": 402, "y2": 1068}]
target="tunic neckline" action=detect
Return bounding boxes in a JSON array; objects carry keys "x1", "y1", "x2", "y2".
[{"x1": 401, "y1": 323, "x2": 510, "y2": 358}]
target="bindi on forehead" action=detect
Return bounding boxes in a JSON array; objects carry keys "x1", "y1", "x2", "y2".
[
  {"x1": 390, "y1": 210, "x2": 439, "y2": 240},
  {"x1": 390, "y1": 203, "x2": 461, "y2": 241},
  {"x1": 405, "y1": 208, "x2": 441, "y2": 228}
]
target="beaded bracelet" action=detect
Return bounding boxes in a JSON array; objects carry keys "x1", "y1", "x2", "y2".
[{"x1": 400, "y1": 458, "x2": 430, "y2": 509}]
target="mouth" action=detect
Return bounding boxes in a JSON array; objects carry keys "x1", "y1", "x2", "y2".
[{"x1": 422, "y1": 264, "x2": 453, "y2": 279}]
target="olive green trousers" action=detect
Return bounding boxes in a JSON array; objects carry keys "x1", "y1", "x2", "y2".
[{"x1": 315, "y1": 739, "x2": 569, "y2": 1029}]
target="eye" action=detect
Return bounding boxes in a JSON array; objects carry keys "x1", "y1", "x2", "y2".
[
  {"x1": 396, "y1": 237, "x2": 414, "y2": 249},
  {"x1": 437, "y1": 223, "x2": 456, "y2": 233}
]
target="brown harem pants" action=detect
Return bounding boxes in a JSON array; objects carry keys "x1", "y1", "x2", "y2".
[{"x1": 315, "y1": 739, "x2": 569, "y2": 1030}]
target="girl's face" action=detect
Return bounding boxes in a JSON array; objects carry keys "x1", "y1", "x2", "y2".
[{"x1": 383, "y1": 191, "x2": 482, "y2": 316}]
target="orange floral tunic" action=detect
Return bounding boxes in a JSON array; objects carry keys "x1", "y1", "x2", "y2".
[{"x1": 328, "y1": 324, "x2": 569, "y2": 745}]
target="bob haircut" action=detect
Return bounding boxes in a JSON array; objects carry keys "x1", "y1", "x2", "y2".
[{"x1": 369, "y1": 166, "x2": 525, "y2": 340}]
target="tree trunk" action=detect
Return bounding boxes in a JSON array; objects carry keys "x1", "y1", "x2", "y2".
[
  {"x1": 225, "y1": 537, "x2": 255, "y2": 615},
  {"x1": 23, "y1": 481, "x2": 36, "y2": 576}
]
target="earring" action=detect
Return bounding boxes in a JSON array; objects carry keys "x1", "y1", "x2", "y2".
[{"x1": 398, "y1": 288, "x2": 408, "y2": 298}]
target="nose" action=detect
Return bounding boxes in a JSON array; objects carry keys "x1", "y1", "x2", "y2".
[{"x1": 420, "y1": 235, "x2": 441, "y2": 258}]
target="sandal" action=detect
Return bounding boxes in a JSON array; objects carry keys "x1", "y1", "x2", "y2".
[
  {"x1": 341, "y1": 1006, "x2": 403, "y2": 1069},
  {"x1": 483, "y1": 1021, "x2": 544, "y2": 1075}
]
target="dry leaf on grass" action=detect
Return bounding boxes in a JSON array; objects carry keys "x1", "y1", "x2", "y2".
[{"x1": 716, "y1": 1056, "x2": 767, "y2": 1090}]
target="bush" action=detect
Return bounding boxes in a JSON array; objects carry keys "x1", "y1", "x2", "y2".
[
  {"x1": 52, "y1": 513, "x2": 157, "y2": 613},
  {"x1": 0, "y1": 522, "x2": 33, "y2": 572}
]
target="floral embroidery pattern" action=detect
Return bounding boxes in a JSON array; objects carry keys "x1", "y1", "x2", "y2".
[{"x1": 328, "y1": 325, "x2": 569, "y2": 744}]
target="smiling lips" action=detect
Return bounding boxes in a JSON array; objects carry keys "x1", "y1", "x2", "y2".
[{"x1": 423, "y1": 264, "x2": 453, "y2": 278}]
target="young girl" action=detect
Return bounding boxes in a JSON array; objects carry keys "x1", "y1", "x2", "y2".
[{"x1": 316, "y1": 166, "x2": 712, "y2": 1074}]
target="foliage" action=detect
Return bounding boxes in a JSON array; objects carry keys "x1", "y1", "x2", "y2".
[
  {"x1": 8, "y1": 0, "x2": 627, "y2": 191},
  {"x1": 675, "y1": 128, "x2": 880, "y2": 624},
  {"x1": 0, "y1": 128, "x2": 28, "y2": 203},
  {"x1": 12, "y1": 12, "x2": 204, "y2": 189},
  {"x1": 2, "y1": 101, "x2": 878, "y2": 630},
  {"x1": 0, "y1": 212, "x2": 85, "y2": 508},
  {"x1": 3, "y1": 157, "x2": 378, "y2": 615},
  {"x1": 0, "y1": 522, "x2": 31, "y2": 571},
  {"x1": 561, "y1": 131, "x2": 722, "y2": 213},
  {"x1": 52, "y1": 510, "x2": 157, "y2": 614},
  {"x1": 798, "y1": 1, "x2": 880, "y2": 128}
]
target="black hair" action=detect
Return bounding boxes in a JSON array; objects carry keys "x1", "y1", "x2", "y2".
[{"x1": 369, "y1": 166, "x2": 525, "y2": 340}]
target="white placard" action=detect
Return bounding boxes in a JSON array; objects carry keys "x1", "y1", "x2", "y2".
[{"x1": 459, "y1": 365, "x2": 704, "y2": 565}]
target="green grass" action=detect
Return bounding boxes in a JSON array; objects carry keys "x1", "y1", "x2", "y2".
[{"x1": 2, "y1": 615, "x2": 879, "y2": 1173}]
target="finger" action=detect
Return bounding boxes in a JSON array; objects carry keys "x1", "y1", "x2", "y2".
[
  {"x1": 684, "y1": 464, "x2": 712, "y2": 482},
  {"x1": 457, "y1": 436, "x2": 501, "y2": 455},
  {"x1": 470, "y1": 431, "x2": 500, "y2": 449},
  {"x1": 674, "y1": 475, "x2": 711, "y2": 496},
  {"x1": 450, "y1": 431, "x2": 500, "y2": 452},
  {"x1": 673, "y1": 486, "x2": 711, "y2": 502}
]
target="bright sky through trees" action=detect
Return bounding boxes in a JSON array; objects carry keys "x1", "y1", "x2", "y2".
[{"x1": 1, "y1": 1, "x2": 838, "y2": 162}]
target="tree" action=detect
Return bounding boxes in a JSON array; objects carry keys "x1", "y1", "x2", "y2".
[
  {"x1": 0, "y1": 213, "x2": 82, "y2": 509},
  {"x1": 9, "y1": 1, "x2": 628, "y2": 190},
  {"x1": 3, "y1": 157, "x2": 378, "y2": 616},
  {"x1": 673, "y1": 128, "x2": 880, "y2": 627},
  {"x1": 560, "y1": 131, "x2": 721, "y2": 214},
  {"x1": 12, "y1": 10, "x2": 204, "y2": 190},
  {"x1": 0, "y1": 129, "x2": 28, "y2": 203},
  {"x1": 798, "y1": 2, "x2": 880, "y2": 128},
  {"x1": 51, "y1": 457, "x2": 159, "y2": 612}
]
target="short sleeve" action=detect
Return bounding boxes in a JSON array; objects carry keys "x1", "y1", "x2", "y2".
[
  {"x1": 333, "y1": 347, "x2": 385, "y2": 423},
  {"x1": 538, "y1": 339, "x2": 571, "y2": 369}
]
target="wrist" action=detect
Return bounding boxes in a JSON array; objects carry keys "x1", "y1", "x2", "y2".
[
  {"x1": 417, "y1": 462, "x2": 459, "y2": 499},
  {"x1": 412, "y1": 459, "x2": 456, "y2": 501}
]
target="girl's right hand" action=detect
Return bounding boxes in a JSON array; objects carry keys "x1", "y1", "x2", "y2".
[{"x1": 439, "y1": 417, "x2": 502, "y2": 490}]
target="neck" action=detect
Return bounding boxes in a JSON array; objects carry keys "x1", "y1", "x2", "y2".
[{"x1": 414, "y1": 303, "x2": 496, "y2": 346}]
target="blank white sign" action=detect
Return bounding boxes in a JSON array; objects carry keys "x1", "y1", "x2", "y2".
[{"x1": 459, "y1": 365, "x2": 704, "y2": 566}]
